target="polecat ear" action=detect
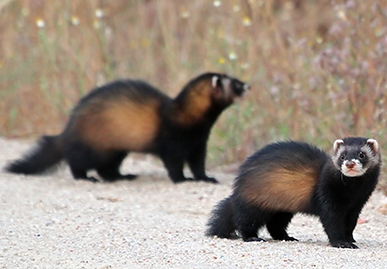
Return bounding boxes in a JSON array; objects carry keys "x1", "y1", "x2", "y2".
[
  {"x1": 333, "y1": 139, "x2": 344, "y2": 154},
  {"x1": 212, "y1": 76, "x2": 220, "y2": 89},
  {"x1": 366, "y1": 139, "x2": 379, "y2": 152},
  {"x1": 211, "y1": 75, "x2": 225, "y2": 99}
]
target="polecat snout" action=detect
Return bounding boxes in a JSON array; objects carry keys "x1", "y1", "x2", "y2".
[
  {"x1": 5, "y1": 72, "x2": 249, "y2": 183},
  {"x1": 206, "y1": 137, "x2": 381, "y2": 248}
]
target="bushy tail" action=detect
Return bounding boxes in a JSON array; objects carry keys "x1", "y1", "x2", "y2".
[
  {"x1": 206, "y1": 196, "x2": 237, "y2": 239},
  {"x1": 5, "y1": 135, "x2": 64, "y2": 175}
]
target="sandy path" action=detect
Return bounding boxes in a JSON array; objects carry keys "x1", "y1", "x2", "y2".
[{"x1": 1, "y1": 138, "x2": 387, "y2": 268}]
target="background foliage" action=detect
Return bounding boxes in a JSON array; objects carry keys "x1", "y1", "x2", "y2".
[{"x1": 1, "y1": 0, "x2": 386, "y2": 186}]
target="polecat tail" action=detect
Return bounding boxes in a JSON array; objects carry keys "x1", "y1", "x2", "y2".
[
  {"x1": 206, "y1": 196, "x2": 237, "y2": 238},
  {"x1": 5, "y1": 135, "x2": 64, "y2": 175}
]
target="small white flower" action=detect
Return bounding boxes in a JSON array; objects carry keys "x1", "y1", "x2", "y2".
[
  {"x1": 36, "y1": 18, "x2": 45, "y2": 28},
  {"x1": 213, "y1": 1, "x2": 221, "y2": 7},
  {"x1": 243, "y1": 16, "x2": 252, "y2": 26},
  {"x1": 337, "y1": 10, "x2": 347, "y2": 21},
  {"x1": 228, "y1": 52, "x2": 237, "y2": 60},
  {"x1": 71, "y1": 16, "x2": 80, "y2": 26},
  {"x1": 95, "y1": 9, "x2": 104, "y2": 18}
]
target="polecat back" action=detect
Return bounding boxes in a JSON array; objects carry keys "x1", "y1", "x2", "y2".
[{"x1": 234, "y1": 141, "x2": 328, "y2": 213}]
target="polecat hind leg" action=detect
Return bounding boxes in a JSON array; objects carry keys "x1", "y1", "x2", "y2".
[
  {"x1": 266, "y1": 212, "x2": 298, "y2": 241},
  {"x1": 65, "y1": 141, "x2": 99, "y2": 182},
  {"x1": 234, "y1": 202, "x2": 267, "y2": 242},
  {"x1": 96, "y1": 151, "x2": 137, "y2": 182}
]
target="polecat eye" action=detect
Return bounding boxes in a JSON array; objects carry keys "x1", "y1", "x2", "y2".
[
  {"x1": 340, "y1": 154, "x2": 345, "y2": 160},
  {"x1": 359, "y1": 152, "x2": 365, "y2": 159}
]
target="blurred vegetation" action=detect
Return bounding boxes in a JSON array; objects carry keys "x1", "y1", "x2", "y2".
[{"x1": 1, "y1": 0, "x2": 387, "y2": 188}]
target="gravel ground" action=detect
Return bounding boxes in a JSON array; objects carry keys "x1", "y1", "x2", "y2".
[{"x1": 1, "y1": 138, "x2": 387, "y2": 268}]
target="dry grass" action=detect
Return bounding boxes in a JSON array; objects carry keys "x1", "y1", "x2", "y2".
[{"x1": 1, "y1": 0, "x2": 387, "y2": 187}]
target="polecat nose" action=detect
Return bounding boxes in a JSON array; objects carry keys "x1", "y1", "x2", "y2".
[
  {"x1": 243, "y1": 84, "x2": 250, "y2": 91},
  {"x1": 346, "y1": 161, "x2": 355, "y2": 169}
]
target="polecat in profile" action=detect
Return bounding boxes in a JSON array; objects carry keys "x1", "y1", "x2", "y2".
[
  {"x1": 206, "y1": 137, "x2": 381, "y2": 248},
  {"x1": 5, "y1": 72, "x2": 249, "y2": 183}
]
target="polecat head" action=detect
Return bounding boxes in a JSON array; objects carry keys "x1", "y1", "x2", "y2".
[
  {"x1": 211, "y1": 74, "x2": 250, "y2": 106},
  {"x1": 331, "y1": 137, "x2": 381, "y2": 177},
  {"x1": 173, "y1": 73, "x2": 249, "y2": 125}
]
